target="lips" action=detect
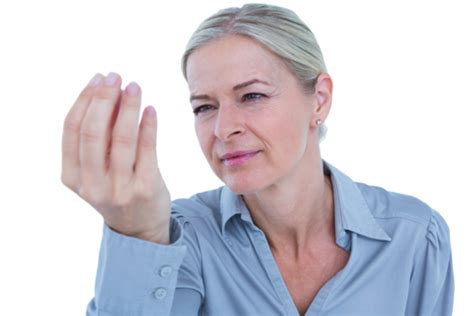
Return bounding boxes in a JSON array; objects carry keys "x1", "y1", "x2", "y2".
[{"x1": 219, "y1": 150, "x2": 261, "y2": 167}]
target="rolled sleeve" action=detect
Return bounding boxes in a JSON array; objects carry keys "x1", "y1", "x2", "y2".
[{"x1": 86, "y1": 217, "x2": 187, "y2": 316}]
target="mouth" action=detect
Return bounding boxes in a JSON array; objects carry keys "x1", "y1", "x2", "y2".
[{"x1": 220, "y1": 150, "x2": 261, "y2": 167}]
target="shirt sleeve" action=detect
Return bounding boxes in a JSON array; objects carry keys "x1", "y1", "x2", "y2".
[
  {"x1": 405, "y1": 209, "x2": 455, "y2": 316},
  {"x1": 170, "y1": 211, "x2": 206, "y2": 315},
  {"x1": 86, "y1": 217, "x2": 189, "y2": 316}
]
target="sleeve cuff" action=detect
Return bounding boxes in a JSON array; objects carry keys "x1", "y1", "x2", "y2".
[{"x1": 93, "y1": 217, "x2": 187, "y2": 315}]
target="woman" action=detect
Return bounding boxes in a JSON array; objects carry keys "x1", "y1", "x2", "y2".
[{"x1": 61, "y1": 4, "x2": 454, "y2": 315}]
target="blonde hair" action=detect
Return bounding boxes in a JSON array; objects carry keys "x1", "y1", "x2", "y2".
[{"x1": 181, "y1": 3, "x2": 328, "y2": 141}]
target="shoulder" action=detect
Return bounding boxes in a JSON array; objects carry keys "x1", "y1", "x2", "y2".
[
  {"x1": 357, "y1": 182, "x2": 434, "y2": 225},
  {"x1": 356, "y1": 182, "x2": 451, "y2": 247}
]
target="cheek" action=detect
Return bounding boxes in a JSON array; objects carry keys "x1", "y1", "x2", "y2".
[
  {"x1": 262, "y1": 107, "x2": 310, "y2": 155},
  {"x1": 259, "y1": 108, "x2": 303, "y2": 141}
]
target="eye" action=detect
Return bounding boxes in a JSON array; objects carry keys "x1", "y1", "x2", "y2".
[
  {"x1": 193, "y1": 104, "x2": 216, "y2": 116},
  {"x1": 242, "y1": 93, "x2": 266, "y2": 102}
]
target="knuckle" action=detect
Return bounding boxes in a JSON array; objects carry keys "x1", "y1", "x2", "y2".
[
  {"x1": 138, "y1": 187, "x2": 155, "y2": 201},
  {"x1": 63, "y1": 117, "x2": 81, "y2": 134},
  {"x1": 94, "y1": 87, "x2": 118, "y2": 101},
  {"x1": 135, "y1": 180, "x2": 156, "y2": 200},
  {"x1": 113, "y1": 133, "x2": 135, "y2": 147},
  {"x1": 80, "y1": 126, "x2": 101, "y2": 143},
  {"x1": 110, "y1": 189, "x2": 133, "y2": 208},
  {"x1": 140, "y1": 134, "x2": 156, "y2": 150},
  {"x1": 72, "y1": 87, "x2": 94, "y2": 107},
  {"x1": 122, "y1": 96, "x2": 140, "y2": 108},
  {"x1": 79, "y1": 86, "x2": 94, "y2": 100}
]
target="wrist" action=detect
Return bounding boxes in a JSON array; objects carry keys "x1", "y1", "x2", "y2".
[{"x1": 134, "y1": 224, "x2": 171, "y2": 244}]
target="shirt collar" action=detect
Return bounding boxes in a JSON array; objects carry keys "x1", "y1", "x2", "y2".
[
  {"x1": 219, "y1": 186, "x2": 251, "y2": 234},
  {"x1": 219, "y1": 160, "x2": 392, "y2": 243},
  {"x1": 324, "y1": 160, "x2": 392, "y2": 244}
]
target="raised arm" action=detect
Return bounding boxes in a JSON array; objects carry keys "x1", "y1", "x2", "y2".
[{"x1": 61, "y1": 73, "x2": 201, "y2": 315}]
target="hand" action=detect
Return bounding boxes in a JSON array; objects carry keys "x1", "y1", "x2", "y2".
[{"x1": 61, "y1": 72, "x2": 171, "y2": 244}]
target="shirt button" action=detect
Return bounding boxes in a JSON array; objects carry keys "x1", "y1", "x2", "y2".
[
  {"x1": 225, "y1": 237, "x2": 233, "y2": 246},
  {"x1": 158, "y1": 265, "x2": 173, "y2": 278},
  {"x1": 153, "y1": 287, "x2": 167, "y2": 300}
]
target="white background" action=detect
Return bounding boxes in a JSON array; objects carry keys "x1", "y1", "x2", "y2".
[{"x1": 1, "y1": 0, "x2": 472, "y2": 315}]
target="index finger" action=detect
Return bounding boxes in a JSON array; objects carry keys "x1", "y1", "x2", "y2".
[{"x1": 61, "y1": 73, "x2": 103, "y2": 188}]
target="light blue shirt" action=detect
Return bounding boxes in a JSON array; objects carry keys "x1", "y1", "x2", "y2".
[{"x1": 87, "y1": 161, "x2": 454, "y2": 315}]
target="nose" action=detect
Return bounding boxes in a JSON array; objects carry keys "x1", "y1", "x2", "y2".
[{"x1": 213, "y1": 102, "x2": 244, "y2": 141}]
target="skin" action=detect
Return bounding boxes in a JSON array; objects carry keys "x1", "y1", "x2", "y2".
[
  {"x1": 187, "y1": 35, "x2": 349, "y2": 315},
  {"x1": 187, "y1": 34, "x2": 332, "y2": 251},
  {"x1": 61, "y1": 73, "x2": 171, "y2": 244}
]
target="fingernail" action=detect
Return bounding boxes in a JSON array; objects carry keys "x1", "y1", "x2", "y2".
[
  {"x1": 145, "y1": 106, "x2": 156, "y2": 117},
  {"x1": 125, "y1": 82, "x2": 140, "y2": 96},
  {"x1": 88, "y1": 73, "x2": 102, "y2": 87},
  {"x1": 105, "y1": 72, "x2": 119, "y2": 87}
]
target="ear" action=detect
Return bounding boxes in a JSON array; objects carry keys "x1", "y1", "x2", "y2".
[{"x1": 310, "y1": 73, "x2": 333, "y2": 128}]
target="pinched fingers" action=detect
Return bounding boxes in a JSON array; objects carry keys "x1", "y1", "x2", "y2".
[
  {"x1": 79, "y1": 72, "x2": 122, "y2": 187},
  {"x1": 109, "y1": 82, "x2": 142, "y2": 181},
  {"x1": 62, "y1": 73, "x2": 104, "y2": 190},
  {"x1": 135, "y1": 105, "x2": 159, "y2": 180},
  {"x1": 62, "y1": 73, "x2": 170, "y2": 241}
]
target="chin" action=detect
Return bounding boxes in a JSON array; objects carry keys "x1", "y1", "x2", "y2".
[{"x1": 221, "y1": 172, "x2": 271, "y2": 195}]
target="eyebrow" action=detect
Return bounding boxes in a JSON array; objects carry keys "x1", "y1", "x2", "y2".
[{"x1": 189, "y1": 78, "x2": 271, "y2": 102}]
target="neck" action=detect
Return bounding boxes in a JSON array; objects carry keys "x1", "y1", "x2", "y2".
[{"x1": 242, "y1": 152, "x2": 334, "y2": 259}]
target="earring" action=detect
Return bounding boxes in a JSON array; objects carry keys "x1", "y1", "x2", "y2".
[{"x1": 316, "y1": 119, "x2": 322, "y2": 125}]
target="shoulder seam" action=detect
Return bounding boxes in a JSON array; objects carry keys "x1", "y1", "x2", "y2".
[{"x1": 373, "y1": 212, "x2": 432, "y2": 229}]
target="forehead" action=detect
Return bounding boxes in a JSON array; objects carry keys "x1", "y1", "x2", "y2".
[{"x1": 186, "y1": 35, "x2": 289, "y2": 93}]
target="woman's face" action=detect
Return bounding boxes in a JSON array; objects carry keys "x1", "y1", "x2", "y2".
[{"x1": 186, "y1": 35, "x2": 326, "y2": 194}]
